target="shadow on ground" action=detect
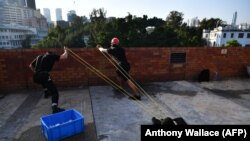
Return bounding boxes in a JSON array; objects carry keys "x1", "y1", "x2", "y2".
[{"x1": 15, "y1": 123, "x2": 96, "y2": 141}]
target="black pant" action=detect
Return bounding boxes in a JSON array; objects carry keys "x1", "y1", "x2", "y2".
[
  {"x1": 39, "y1": 74, "x2": 59, "y2": 104},
  {"x1": 116, "y1": 63, "x2": 130, "y2": 81}
]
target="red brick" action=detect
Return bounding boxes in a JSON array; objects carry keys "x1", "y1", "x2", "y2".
[{"x1": 1, "y1": 47, "x2": 250, "y2": 91}]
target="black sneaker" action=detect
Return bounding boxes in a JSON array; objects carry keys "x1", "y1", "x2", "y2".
[
  {"x1": 52, "y1": 106, "x2": 65, "y2": 114},
  {"x1": 128, "y1": 95, "x2": 141, "y2": 100},
  {"x1": 152, "y1": 117, "x2": 161, "y2": 125},
  {"x1": 161, "y1": 117, "x2": 175, "y2": 125},
  {"x1": 173, "y1": 117, "x2": 188, "y2": 125}
]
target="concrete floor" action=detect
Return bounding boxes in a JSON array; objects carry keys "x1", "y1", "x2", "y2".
[{"x1": 0, "y1": 78, "x2": 250, "y2": 141}]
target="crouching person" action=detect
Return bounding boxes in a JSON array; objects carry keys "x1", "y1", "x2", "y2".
[{"x1": 29, "y1": 47, "x2": 68, "y2": 114}]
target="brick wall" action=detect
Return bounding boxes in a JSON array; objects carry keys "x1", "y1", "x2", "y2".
[{"x1": 1, "y1": 47, "x2": 250, "y2": 92}]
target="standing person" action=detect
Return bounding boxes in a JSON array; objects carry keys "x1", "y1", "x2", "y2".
[
  {"x1": 98, "y1": 37, "x2": 141, "y2": 100},
  {"x1": 29, "y1": 47, "x2": 68, "y2": 113}
]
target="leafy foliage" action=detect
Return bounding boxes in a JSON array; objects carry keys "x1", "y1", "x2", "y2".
[
  {"x1": 32, "y1": 16, "x2": 86, "y2": 48},
  {"x1": 226, "y1": 39, "x2": 241, "y2": 47},
  {"x1": 199, "y1": 18, "x2": 223, "y2": 30},
  {"x1": 33, "y1": 8, "x2": 223, "y2": 48}
]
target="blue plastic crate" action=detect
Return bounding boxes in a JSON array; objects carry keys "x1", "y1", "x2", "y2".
[{"x1": 40, "y1": 109, "x2": 84, "y2": 141}]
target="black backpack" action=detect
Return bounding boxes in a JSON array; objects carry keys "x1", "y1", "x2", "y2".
[{"x1": 33, "y1": 55, "x2": 49, "y2": 84}]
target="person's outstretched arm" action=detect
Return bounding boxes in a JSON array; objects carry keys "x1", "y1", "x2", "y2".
[
  {"x1": 60, "y1": 47, "x2": 68, "y2": 60},
  {"x1": 97, "y1": 44, "x2": 108, "y2": 53}
]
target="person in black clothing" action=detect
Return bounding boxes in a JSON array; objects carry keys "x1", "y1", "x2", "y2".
[
  {"x1": 98, "y1": 37, "x2": 141, "y2": 100},
  {"x1": 29, "y1": 47, "x2": 68, "y2": 113}
]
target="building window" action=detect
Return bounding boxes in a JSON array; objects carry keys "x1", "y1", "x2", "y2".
[
  {"x1": 231, "y1": 33, "x2": 234, "y2": 38},
  {"x1": 247, "y1": 33, "x2": 250, "y2": 38},
  {"x1": 170, "y1": 53, "x2": 186, "y2": 64},
  {"x1": 223, "y1": 33, "x2": 226, "y2": 38},
  {"x1": 238, "y1": 33, "x2": 244, "y2": 38}
]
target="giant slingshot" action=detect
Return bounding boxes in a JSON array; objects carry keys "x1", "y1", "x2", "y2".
[{"x1": 65, "y1": 47, "x2": 187, "y2": 125}]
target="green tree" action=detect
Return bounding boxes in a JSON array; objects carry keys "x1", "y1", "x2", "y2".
[
  {"x1": 33, "y1": 9, "x2": 227, "y2": 48},
  {"x1": 145, "y1": 26, "x2": 178, "y2": 47},
  {"x1": 88, "y1": 8, "x2": 107, "y2": 46},
  {"x1": 33, "y1": 16, "x2": 86, "y2": 48},
  {"x1": 177, "y1": 26, "x2": 204, "y2": 47},
  {"x1": 147, "y1": 17, "x2": 165, "y2": 27},
  {"x1": 226, "y1": 39, "x2": 241, "y2": 47},
  {"x1": 33, "y1": 26, "x2": 65, "y2": 48},
  {"x1": 166, "y1": 11, "x2": 184, "y2": 29},
  {"x1": 199, "y1": 18, "x2": 223, "y2": 30},
  {"x1": 63, "y1": 29, "x2": 85, "y2": 48}
]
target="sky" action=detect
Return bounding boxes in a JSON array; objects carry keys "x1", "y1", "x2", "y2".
[{"x1": 36, "y1": 0, "x2": 250, "y2": 24}]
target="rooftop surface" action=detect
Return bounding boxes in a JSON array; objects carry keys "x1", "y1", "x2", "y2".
[{"x1": 0, "y1": 78, "x2": 250, "y2": 141}]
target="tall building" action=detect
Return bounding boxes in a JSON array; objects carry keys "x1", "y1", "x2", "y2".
[
  {"x1": 21, "y1": 0, "x2": 26, "y2": 7},
  {"x1": 56, "y1": 8, "x2": 63, "y2": 21},
  {"x1": 6, "y1": 0, "x2": 25, "y2": 6},
  {"x1": 67, "y1": 10, "x2": 76, "y2": 22},
  {"x1": 231, "y1": 11, "x2": 237, "y2": 27},
  {"x1": 0, "y1": 4, "x2": 34, "y2": 25},
  {"x1": 0, "y1": 0, "x2": 48, "y2": 48},
  {"x1": 0, "y1": 24, "x2": 36, "y2": 48},
  {"x1": 3, "y1": 0, "x2": 22, "y2": 6},
  {"x1": 0, "y1": 0, "x2": 4, "y2": 23},
  {"x1": 43, "y1": 8, "x2": 51, "y2": 22},
  {"x1": 0, "y1": 23, "x2": 48, "y2": 49},
  {"x1": 6, "y1": 0, "x2": 36, "y2": 9},
  {"x1": 54, "y1": 21, "x2": 69, "y2": 29},
  {"x1": 25, "y1": 0, "x2": 36, "y2": 10},
  {"x1": 0, "y1": 1, "x2": 46, "y2": 28},
  {"x1": 189, "y1": 17, "x2": 200, "y2": 27}
]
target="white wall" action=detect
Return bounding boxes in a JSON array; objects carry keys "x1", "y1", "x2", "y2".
[
  {"x1": 202, "y1": 26, "x2": 250, "y2": 47},
  {"x1": 219, "y1": 32, "x2": 250, "y2": 47}
]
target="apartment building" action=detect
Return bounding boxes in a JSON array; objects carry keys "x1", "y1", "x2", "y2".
[{"x1": 203, "y1": 25, "x2": 250, "y2": 47}]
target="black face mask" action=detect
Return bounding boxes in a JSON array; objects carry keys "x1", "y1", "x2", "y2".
[{"x1": 112, "y1": 44, "x2": 119, "y2": 48}]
